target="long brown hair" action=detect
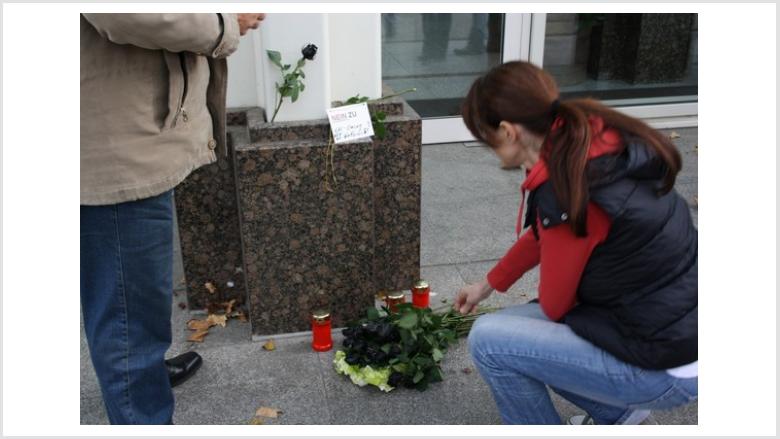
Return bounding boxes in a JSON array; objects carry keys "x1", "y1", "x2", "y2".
[{"x1": 461, "y1": 61, "x2": 681, "y2": 237}]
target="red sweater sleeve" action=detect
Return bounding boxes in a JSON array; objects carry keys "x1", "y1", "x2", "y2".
[
  {"x1": 537, "y1": 202, "x2": 611, "y2": 322},
  {"x1": 487, "y1": 229, "x2": 540, "y2": 292}
]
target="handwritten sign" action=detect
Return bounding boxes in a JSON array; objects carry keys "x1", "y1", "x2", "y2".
[{"x1": 326, "y1": 103, "x2": 374, "y2": 144}]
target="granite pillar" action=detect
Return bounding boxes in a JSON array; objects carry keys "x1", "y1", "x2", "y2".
[
  {"x1": 176, "y1": 86, "x2": 422, "y2": 337},
  {"x1": 235, "y1": 90, "x2": 421, "y2": 336},
  {"x1": 173, "y1": 110, "x2": 259, "y2": 313}
]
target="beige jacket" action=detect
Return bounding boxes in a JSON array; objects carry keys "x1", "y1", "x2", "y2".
[{"x1": 80, "y1": 13, "x2": 240, "y2": 205}]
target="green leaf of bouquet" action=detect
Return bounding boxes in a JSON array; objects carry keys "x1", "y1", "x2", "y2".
[
  {"x1": 397, "y1": 312, "x2": 418, "y2": 329},
  {"x1": 366, "y1": 307, "x2": 380, "y2": 320},
  {"x1": 413, "y1": 370, "x2": 424, "y2": 383},
  {"x1": 427, "y1": 366, "x2": 443, "y2": 382},
  {"x1": 432, "y1": 348, "x2": 444, "y2": 362}
]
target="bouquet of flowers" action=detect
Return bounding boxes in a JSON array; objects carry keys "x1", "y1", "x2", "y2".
[{"x1": 333, "y1": 303, "x2": 498, "y2": 392}]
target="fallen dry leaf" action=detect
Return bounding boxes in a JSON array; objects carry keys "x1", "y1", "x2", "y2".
[
  {"x1": 694, "y1": 144, "x2": 698, "y2": 154},
  {"x1": 187, "y1": 318, "x2": 213, "y2": 331},
  {"x1": 207, "y1": 314, "x2": 228, "y2": 328},
  {"x1": 205, "y1": 282, "x2": 217, "y2": 294},
  {"x1": 222, "y1": 299, "x2": 236, "y2": 315},
  {"x1": 248, "y1": 417, "x2": 264, "y2": 425},
  {"x1": 462, "y1": 367, "x2": 473, "y2": 375},
  {"x1": 237, "y1": 311, "x2": 248, "y2": 322},
  {"x1": 187, "y1": 329, "x2": 209, "y2": 343},
  {"x1": 178, "y1": 302, "x2": 187, "y2": 310},
  {"x1": 669, "y1": 131, "x2": 681, "y2": 139},
  {"x1": 262, "y1": 339, "x2": 276, "y2": 351},
  {"x1": 255, "y1": 406, "x2": 282, "y2": 418}
]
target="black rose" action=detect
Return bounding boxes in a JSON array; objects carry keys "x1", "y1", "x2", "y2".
[
  {"x1": 301, "y1": 43, "x2": 318, "y2": 61},
  {"x1": 388, "y1": 371, "x2": 404, "y2": 387},
  {"x1": 363, "y1": 322, "x2": 380, "y2": 337},
  {"x1": 376, "y1": 323, "x2": 394, "y2": 341},
  {"x1": 345, "y1": 352, "x2": 361, "y2": 365},
  {"x1": 351, "y1": 339, "x2": 367, "y2": 353}
]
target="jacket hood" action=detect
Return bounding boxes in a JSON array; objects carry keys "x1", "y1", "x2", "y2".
[{"x1": 521, "y1": 115, "x2": 625, "y2": 192}]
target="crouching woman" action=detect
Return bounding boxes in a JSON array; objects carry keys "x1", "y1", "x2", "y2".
[{"x1": 454, "y1": 61, "x2": 698, "y2": 425}]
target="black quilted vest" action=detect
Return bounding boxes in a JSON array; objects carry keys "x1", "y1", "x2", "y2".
[{"x1": 525, "y1": 137, "x2": 698, "y2": 370}]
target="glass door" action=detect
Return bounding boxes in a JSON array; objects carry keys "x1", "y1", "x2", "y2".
[
  {"x1": 381, "y1": 13, "x2": 528, "y2": 144},
  {"x1": 532, "y1": 13, "x2": 698, "y2": 127},
  {"x1": 381, "y1": 13, "x2": 698, "y2": 144}
]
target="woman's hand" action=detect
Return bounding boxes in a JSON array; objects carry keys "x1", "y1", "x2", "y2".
[{"x1": 454, "y1": 278, "x2": 494, "y2": 315}]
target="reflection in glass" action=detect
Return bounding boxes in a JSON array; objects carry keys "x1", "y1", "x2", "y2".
[
  {"x1": 543, "y1": 13, "x2": 698, "y2": 105},
  {"x1": 381, "y1": 13, "x2": 505, "y2": 118}
]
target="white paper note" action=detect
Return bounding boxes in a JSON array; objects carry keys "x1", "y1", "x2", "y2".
[{"x1": 326, "y1": 103, "x2": 375, "y2": 144}]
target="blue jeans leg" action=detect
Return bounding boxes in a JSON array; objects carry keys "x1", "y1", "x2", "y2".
[
  {"x1": 80, "y1": 190, "x2": 175, "y2": 424},
  {"x1": 468, "y1": 302, "x2": 697, "y2": 425}
]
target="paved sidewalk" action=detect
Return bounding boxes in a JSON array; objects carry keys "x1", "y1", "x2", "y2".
[{"x1": 80, "y1": 128, "x2": 698, "y2": 425}]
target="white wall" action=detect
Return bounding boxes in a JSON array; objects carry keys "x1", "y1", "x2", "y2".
[
  {"x1": 226, "y1": 33, "x2": 261, "y2": 108},
  {"x1": 327, "y1": 14, "x2": 382, "y2": 103},
  {"x1": 225, "y1": 13, "x2": 383, "y2": 121}
]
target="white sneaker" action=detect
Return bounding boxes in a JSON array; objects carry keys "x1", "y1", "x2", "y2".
[
  {"x1": 567, "y1": 414, "x2": 594, "y2": 425},
  {"x1": 567, "y1": 410, "x2": 652, "y2": 425}
]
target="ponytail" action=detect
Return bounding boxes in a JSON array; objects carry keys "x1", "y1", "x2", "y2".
[{"x1": 462, "y1": 61, "x2": 682, "y2": 237}]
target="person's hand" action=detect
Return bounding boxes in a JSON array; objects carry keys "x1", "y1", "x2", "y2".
[
  {"x1": 453, "y1": 278, "x2": 494, "y2": 315},
  {"x1": 237, "y1": 13, "x2": 266, "y2": 36}
]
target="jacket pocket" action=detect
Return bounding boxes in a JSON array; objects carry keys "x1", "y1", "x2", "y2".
[{"x1": 162, "y1": 52, "x2": 189, "y2": 130}]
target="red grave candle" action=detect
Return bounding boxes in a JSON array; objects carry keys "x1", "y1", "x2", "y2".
[
  {"x1": 412, "y1": 279, "x2": 430, "y2": 309},
  {"x1": 311, "y1": 309, "x2": 333, "y2": 352},
  {"x1": 384, "y1": 291, "x2": 406, "y2": 313}
]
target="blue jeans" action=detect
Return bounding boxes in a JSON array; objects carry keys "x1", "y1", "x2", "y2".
[
  {"x1": 80, "y1": 190, "x2": 175, "y2": 424},
  {"x1": 468, "y1": 303, "x2": 698, "y2": 425}
]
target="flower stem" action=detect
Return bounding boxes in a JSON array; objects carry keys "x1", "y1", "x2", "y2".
[
  {"x1": 270, "y1": 57, "x2": 305, "y2": 123},
  {"x1": 271, "y1": 95, "x2": 283, "y2": 123}
]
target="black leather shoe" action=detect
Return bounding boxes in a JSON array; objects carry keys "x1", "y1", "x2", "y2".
[{"x1": 165, "y1": 351, "x2": 202, "y2": 388}]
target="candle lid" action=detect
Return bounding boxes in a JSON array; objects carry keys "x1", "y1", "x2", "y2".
[
  {"x1": 413, "y1": 280, "x2": 429, "y2": 290},
  {"x1": 312, "y1": 309, "x2": 330, "y2": 321},
  {"x1": 386, "y1": 291, "x2": 405, "y2": 300}
]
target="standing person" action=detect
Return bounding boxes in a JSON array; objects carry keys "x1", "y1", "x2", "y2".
[
  {"x1": 455, "y1": 61, "x2": 697, "y2": 425},
  {"x1": 419, "y1": 13, "x2": 453, "y2": 61},
  {"x1": 80, "y1": 13, "x2": 265, "y2": 424}
]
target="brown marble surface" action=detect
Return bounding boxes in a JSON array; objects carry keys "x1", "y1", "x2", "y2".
[
  {"x1": 236, "y1": 97, "x2": 421, "y2": 336},
  {"x1": 174, "y1": 124, "x2": 249, "y2": 312},
  {"x1": 178, "y1": 85, "x2": 422, "y2": 337}
]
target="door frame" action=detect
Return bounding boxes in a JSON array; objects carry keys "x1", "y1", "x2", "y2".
[{"x1": 420, "y1": 13, "x2": 698, "y2": 145}]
